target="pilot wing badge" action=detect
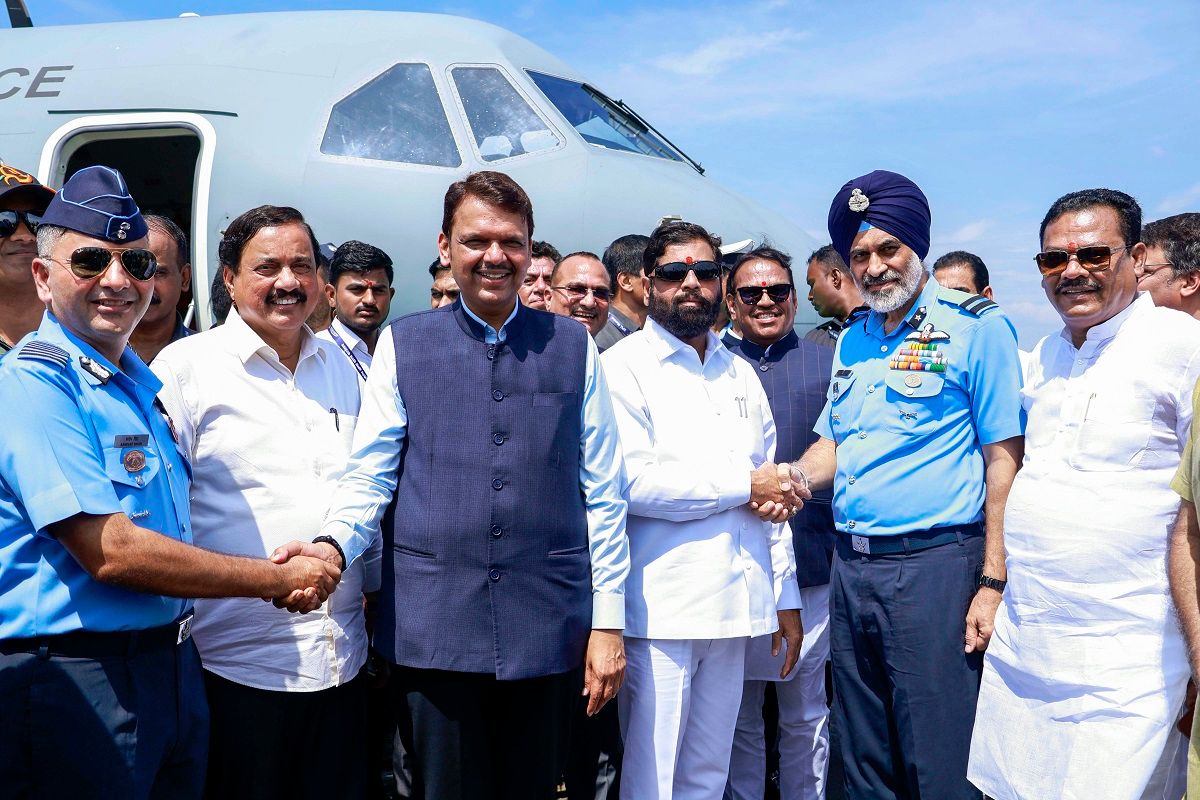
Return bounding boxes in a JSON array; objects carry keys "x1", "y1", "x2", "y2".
[{"x1": 890, "y1": 324, "x2": 950, "y2": 372}]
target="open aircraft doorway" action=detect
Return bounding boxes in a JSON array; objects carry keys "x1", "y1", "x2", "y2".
[{"x1": 39, "y1": 113, "x2": 218, "y2": 324}]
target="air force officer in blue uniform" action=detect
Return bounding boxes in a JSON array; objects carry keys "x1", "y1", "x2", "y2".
[
  {"x1": 786, "y1": 171, "x2": 1025, "y2": 800},
  {"x1": 0, "y1": 166, "x2": 341, "y2": 800}
]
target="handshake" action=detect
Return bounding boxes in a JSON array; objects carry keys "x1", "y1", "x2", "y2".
[
  {"x1": 262, "y1": 540, "x2": 345, "y2": 614},
  {"x1": 749, "y1": 462, "x2": 812, "y2": 523}
]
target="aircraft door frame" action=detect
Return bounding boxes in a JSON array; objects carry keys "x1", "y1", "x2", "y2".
[{"x1": 37, "y1": 112, "x2": 218, "y2": 328}]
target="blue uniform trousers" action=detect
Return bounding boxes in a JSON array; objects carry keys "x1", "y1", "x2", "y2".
[
  {"x1": 830, "y1": 528, "x2": 984, "y2": 800},
  {"x1": 0, "y1": 632, "x2": 208, "y2": 800}
]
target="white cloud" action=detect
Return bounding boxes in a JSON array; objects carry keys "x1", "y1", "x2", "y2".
[
  {"x1": 1155, "y1": 183, "x2": 1200, "y2": 215},
  {"x1": 651, "y1": 29, "x2": 808, "y2": 78},
  {"x1": 942, "y1": 220, "x2": 992, "y2": 244}
]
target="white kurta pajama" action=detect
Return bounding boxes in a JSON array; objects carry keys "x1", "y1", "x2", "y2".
[
  {"x1": 968, "y1": 295, "x2": 1200, "y2": 800},
  {"x1": 602, "y1": 320, "x2": 801, "y2": 800}
]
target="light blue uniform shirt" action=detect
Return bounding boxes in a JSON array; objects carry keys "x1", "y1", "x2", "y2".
[
  {"x1": 320, "y1": 299, "x2": 630, "y2": 628},
  {"x1": 814, "y1": 277, "x2": 1024, "y2": 537},
  {"x1": 0, "y1": 313, "x2": 192, "y2": 637}
]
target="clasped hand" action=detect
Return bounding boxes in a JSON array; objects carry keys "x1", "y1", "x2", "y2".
[
  {"x1": 748, "y1": 462, "x2": 811, "y2": 523},
  {"x1": 262, "y1": 540, "x2": 344, "y2": 613}
]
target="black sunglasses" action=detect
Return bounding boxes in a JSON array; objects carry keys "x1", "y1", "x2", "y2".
[
  {"x1": 0, "y1": 210, "x2": 44, "y2": 238},
  {"x1": 735, "y1": 283, "x2": 792, "y2": 305},
  {"x1": 552, "y1": 284, "x2": 612, "y2": 302},
  {"x1": 650, "y1": 260, "x2": 722, "y2": 282},
  {"x1": 47, "y1": 246, "x2": 158, "y2": 282},
  {"x1": 1034, "y1": 244, "x2": 1129, "y2": 276}
]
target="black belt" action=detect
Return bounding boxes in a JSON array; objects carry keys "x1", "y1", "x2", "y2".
[
  {"x1": 836, "y1": 522, "x2": 983, "y2": 556},
  {"x1": 0, "y1": 613, "x2": 194, "y2": 659}
]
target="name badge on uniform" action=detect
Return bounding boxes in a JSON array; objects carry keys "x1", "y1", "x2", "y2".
[
  {"x1": 115, "y1": 434, "x2": 149, "y2": 447},
  {"x1": 851, "y1": 535, "x2": 870, "y2": 554}
]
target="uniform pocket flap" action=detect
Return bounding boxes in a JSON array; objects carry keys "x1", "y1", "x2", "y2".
[
  {"x1": 827, "y1": 372, "x2": 857, "y2": 402},
  {"x1": 102, "y1": 445, "x2": 162, "y2": 488}
]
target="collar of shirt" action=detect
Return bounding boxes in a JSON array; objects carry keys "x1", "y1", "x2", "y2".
[
  {"x1": 459, "y1": 297, "x2": 520, "y2": 344},
  {"x1": 328, "y1": 317, "x2": 368, "y2": 356},
  {"x1": 643, "y1": 316, "x2": 728, "y2": 372},
  {"x1": 1058, "y1": 292, "x2": 1146, "y2": 351},
  {"x1": 729, "y1": 329, "x2": 798, "y2": 361},
  {"x1": 863, "y1": 275, "x2": 940, "y2": 341},
  {"x1": 36, "y1": 311, "x2": 162, "y2": 397},
  {"x1": 224, "y1": 308, "x2": 325, "y2": 370}
]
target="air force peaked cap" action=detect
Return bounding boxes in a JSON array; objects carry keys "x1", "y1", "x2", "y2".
[
  {"x1": 41, "y1": 165, "x2": 148, "y2": 243},
  {"x1": 827, "y1": 170, "x2": 931, "y2": 267}
]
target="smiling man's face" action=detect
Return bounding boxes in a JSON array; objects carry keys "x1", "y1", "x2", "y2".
[
  {"x1": 438, "y1": 194, "x2": 531, "y2": 327},
  {"x1": 730, "y1": 259, "x2": 796, "y2": 347}
]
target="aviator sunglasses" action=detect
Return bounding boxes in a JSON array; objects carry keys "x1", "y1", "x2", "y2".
[
  {"x1": 735, "y1": 283, "x2": 792, "y2": 305},
  {"x1": 1034, "y1": 244, "x2": 1130, "y2": 276},
  {"x1": 46, "y1": 246, "x2": 158, "y2": 282},
  {"x1": 650, "y1": 260, "x2": 722, "y2": 282},
  {"x1": 0, "y1": 210, "x2": 44, "y2": 238}
]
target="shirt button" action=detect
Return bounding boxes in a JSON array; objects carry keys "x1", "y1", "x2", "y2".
[
  {"x1": 848, "y1": 520, "x2": 857, "y2": 529},
  {"x1": 848, "y1": 476, "x2": 856, "y2": 484},
  {"x1": 493, "y1": 433, "x2": 505, "y2": 445},
  {"x1": 166, "y1": 464, "x2": 172, "y2": 471},
  {"x1": 867, "y1": 385, "x2": 875, "y2": 394},
  {"x1": 487, "y1": 346, "x2": 496, "y2": 360},
  {"x1": 759, "y1": 364, "x2": 769, "y2": 372},
  {"x1": 489, "y1": 569, "x2": 501, "y2": 582},
  {"x1": 880, "y1": 345, "x2": 888, "y2": 352},
  {"x1": 492, "y1": 389, "x2": 504, "y2": 401},
  {"x1": 492, "y1": 478, "x2": 503, "y2": 490},
  {"x1": 858, "y1": 431, "x2": 867, "y2": 439},
  {"x1": 490, "y1": 525, "x2": 503, "y2": 538}
]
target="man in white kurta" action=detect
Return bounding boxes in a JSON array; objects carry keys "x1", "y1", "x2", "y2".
[
  {"x1": 602, "y1": 221, "x2": 803, "y2": 800},
  {"x1": 968, "y1": 190, "x2": 1200, "y2": 800}
]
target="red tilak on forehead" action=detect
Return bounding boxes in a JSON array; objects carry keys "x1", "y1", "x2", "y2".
[
  {"x1": 760, "y1": 280, "x2": 767, "y2": 287},
  {"x1": 685, "y1": 255, "x2": 694, "y2": 265},
  {"x1": 1067, "y1": 241, "x2": 1078, "y2": 254}
]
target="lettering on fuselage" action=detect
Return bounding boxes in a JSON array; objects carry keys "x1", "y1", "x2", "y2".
[{"x1": 0, "y1": 65, "x2": 73, "y2": 100}]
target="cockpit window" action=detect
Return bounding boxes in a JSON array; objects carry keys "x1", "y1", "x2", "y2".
[
  {"x1": 450, "y1": 67, "x2": 561, "y2": 162},
  {"x1": 322, "y1": 63, "x2": 461, "y2": 168},
  {"x1": 527, "y1": 71, "x2": 685, "y2": 164}
]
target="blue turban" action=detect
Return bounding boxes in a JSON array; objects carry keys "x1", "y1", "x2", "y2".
[
  {"x1": 41, "y1": 165, "x2": 148, "y2": 244},
  {"x1": 827, "y1": 170, "x2": 931, "y2": 267}
]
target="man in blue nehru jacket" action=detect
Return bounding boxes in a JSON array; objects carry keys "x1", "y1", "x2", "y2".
[
  {"x1": 0, "y1": 166, "x2": 340, "y2": 799},
  {"x1": 780, "y1": 170, "x2": 1024, "y2": 800},
  {"x1": 287, "y1": 171, "x2": 630, "y2": 800}
]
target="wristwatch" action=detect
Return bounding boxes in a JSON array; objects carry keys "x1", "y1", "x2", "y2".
[{"x1": 978, "y1": 574, "x2": 1007, "y2": 592}]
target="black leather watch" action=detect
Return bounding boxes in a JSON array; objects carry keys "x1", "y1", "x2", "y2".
[
  {"x1": 978, "y1": 574, "x2": 1007, "y2": 592},
  {"x1": 311, "y1": 535, "x2": 347, "y2": 570}
]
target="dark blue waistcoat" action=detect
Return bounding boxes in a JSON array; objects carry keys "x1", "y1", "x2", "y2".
[
  {"x1": 724, "y1": 330, "x2": 837, "y2": 588},
  {"x1": 377, "y1": 301, "x2": 591, "y2": 680}
]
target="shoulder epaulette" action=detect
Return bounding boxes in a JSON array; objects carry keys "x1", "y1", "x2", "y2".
[
  {"x1": 957, "y1": 294, "x2": 998, "y2": 316},
  {"x1": 16, "y1": 340, "x2": 69, "y2": 368}
]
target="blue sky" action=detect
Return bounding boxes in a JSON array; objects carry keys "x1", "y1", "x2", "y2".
[{"x1": 27, "y1": 0, "x2": 1200, "y2": 344}]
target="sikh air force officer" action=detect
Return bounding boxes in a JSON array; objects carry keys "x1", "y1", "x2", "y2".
[
  {"x1": 722, "y1": 246, "x2": 836, "y2": 800},
  {"x1": 784, "y1": 170, "x2": 1024, "y2": 800},
  {"x1": 281, "y1": 171, "x2": 629, "y2": 800},
  {"x1": 0, "y1": 165, "x2": 54, "y2": 357},
  {"x1": 0, "y1": 166, "x2": 340, "y2": 799}
]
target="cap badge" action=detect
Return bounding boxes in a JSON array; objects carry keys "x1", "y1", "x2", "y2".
[
  {"x1": 848, "y1": 188, "x2": 870, "y2": 213},
  {"x1": 123, "y1": 449, "x2": 147, "y2": 473}
]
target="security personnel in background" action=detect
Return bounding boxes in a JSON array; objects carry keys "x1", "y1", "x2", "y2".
[
  {"x1": 0, "y1": 165, "x2": 54, "y2": 356},
  {"x1": 0, "y1": 165, "x2": 341, "y2": 799},
  {"x1": 783, "y1": 170, "x2": 1024, "y2": 800}
]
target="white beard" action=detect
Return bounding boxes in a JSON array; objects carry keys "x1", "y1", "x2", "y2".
[{"x1": 859, "y1": 253, "x2": 926, "y2": 313}]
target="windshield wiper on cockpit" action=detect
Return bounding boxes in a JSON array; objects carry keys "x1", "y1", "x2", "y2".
[{"x1": 582, "y1": 83, "x2": 704, "y2": 175}]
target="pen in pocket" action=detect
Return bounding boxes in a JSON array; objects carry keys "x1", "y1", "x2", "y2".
[{"x1": 329, "y1": 407, "x2": 340, "y2": 431}]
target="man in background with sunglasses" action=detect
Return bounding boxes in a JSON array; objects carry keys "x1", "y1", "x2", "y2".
[
  {"x1": 0, "y1": 164, "x2": 53, "y2": 358},
  {"x1": 548, "y1": 251, "x2": 611, "y2": 344},
  {"x1": 0, "y1": 165, "x2": 342, "y2": 799},
  {"x1": 1136, "y1": 212, "x2": 1200, "y2": 319},
  {"x1": 785, "y1": 169, "x2": 1024, "y2": 800},
  {"x1": 603, "y1": 220, "x2": 804, "y2": 800},
  {"x1": 969, "y1": 189, "x2": 1200, "y2": 800},
  {"x1": 721, "y1": 246, "x2": 837, "y2": 800}
]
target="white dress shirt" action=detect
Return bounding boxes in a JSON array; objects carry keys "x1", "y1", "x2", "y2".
[
  {"x1": 153, "y1": 311, "x2": 378, "y2": 691},
  {"x1": 319, "y1": 300, "x2": 630, "y2": 629},
  {"x1": 969, "y1": 294, "x2": 1200, "y2": 799},
  {"x1": 316, "y1": 317, "x2": 372, "y2": 385},
  {"x1": 601, "y1": 318, "x2": 801, "y2": 640}
]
